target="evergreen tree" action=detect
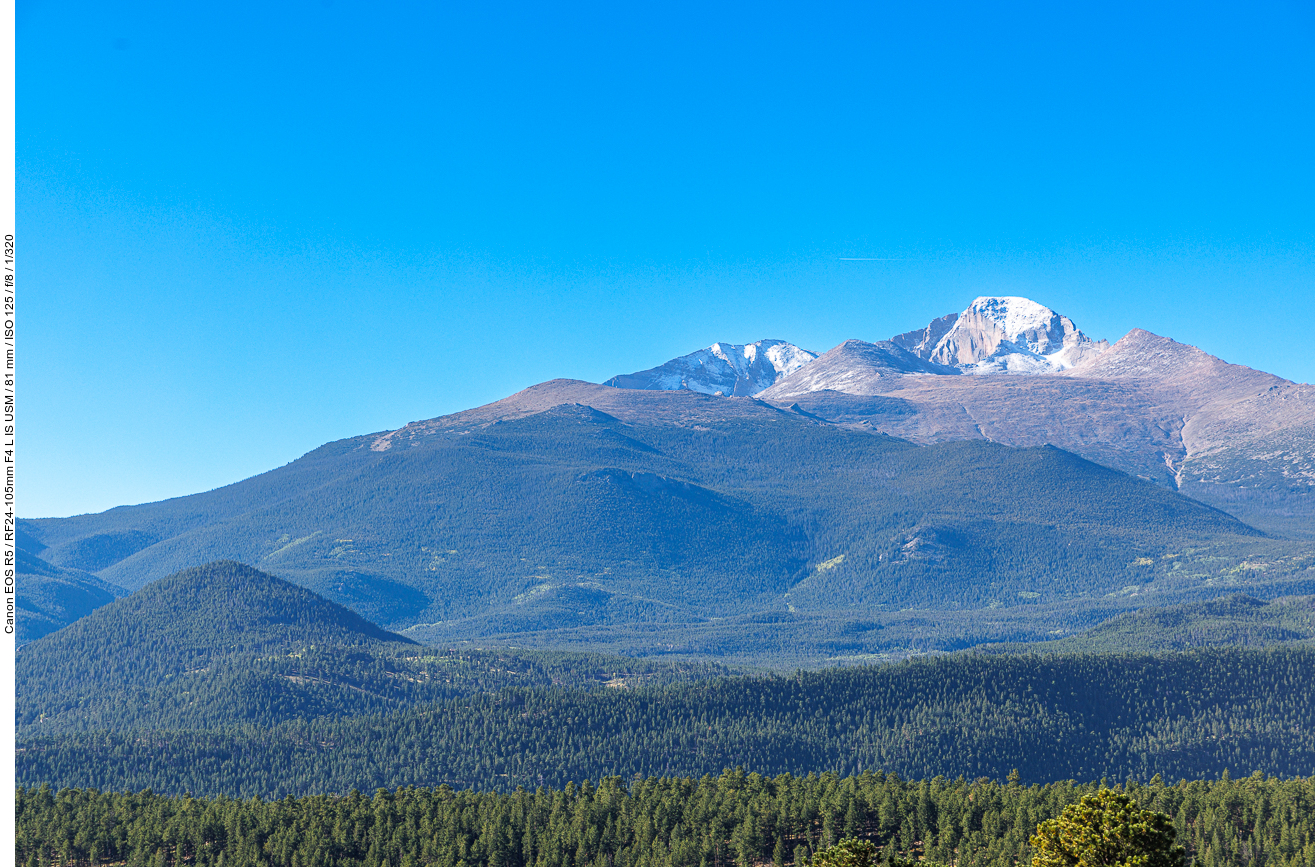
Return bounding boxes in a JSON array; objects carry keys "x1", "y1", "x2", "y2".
[
  {"x1": 812, "y1": 838, "x2": 877, "y2": 867},
  {"x1": 1031, "y1": 789, "x2": 1185, "y2": 867}
]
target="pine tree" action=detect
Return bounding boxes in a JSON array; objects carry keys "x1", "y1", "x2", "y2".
[
  {"x1": 812, "y1": 838, "x2": 877, "y2": 867},
  {"x1": 1030, "y1": 788, "x2": 1185, "y2": 867}
]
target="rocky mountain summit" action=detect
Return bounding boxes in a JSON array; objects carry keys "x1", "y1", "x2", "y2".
[
  {"x1": 605, "y1": 339, "x2": 816, "y2": 396},
  {"x1": 892, "y1": 296, "x2": 1109, "y2": 374}
]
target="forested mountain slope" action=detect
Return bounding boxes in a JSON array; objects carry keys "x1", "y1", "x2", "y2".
[
  {"x1": 16, "y1": 561, "x2": 412, "y2": 731},
  {"x1": 17, "y1": 561, "x2": 730, "y2": 735},
  {"x1": 20, "y1": 647, "x2": 1315, "y2": 797},
  {"x1": 20, "y1": 390, "x2": 1315, "y2": 663}
]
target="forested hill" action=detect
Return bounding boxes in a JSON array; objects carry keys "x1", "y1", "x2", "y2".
[
  {"x1": 20, "y1": 647, "x2": 1315, "y2": 797},
  {"x1": 17, "y1": 561, "x2": 736, "y2": 735},
  {"x1": 20, "y1": 560, "x2": 410, "y2": 658},
  {"x1": 17, "y1": 561, "x2": 410, "y2": 731},
  {"x1": 991, "y1": 594, "x2": 1315, "y2": 654}
]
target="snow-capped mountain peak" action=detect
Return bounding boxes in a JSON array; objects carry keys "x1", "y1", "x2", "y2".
[
  {"x1": 970, "y1": 296, "x2": 1060, "y2": 338},
  {"x1": 605, "y1": 339, "x2": 817, "y2": 396},
  {"x1": 897, "y1": 296, "x2": 1108, "y2": 375},
  {"x1": 605, "y1": 297, "x2": 1103, "y2": 398}
]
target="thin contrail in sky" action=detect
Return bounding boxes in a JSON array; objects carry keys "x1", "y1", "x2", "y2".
[{"x1": 838, "y1": 257, "x2": 903, "y2": 260}]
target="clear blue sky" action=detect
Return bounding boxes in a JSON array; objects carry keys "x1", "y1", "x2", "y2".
[{"x1": 20, "y1": 0, "x2": 1315, "y2": 518}]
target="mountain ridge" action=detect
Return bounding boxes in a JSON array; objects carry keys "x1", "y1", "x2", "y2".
[
  {"x1": 14, "y1": 527, "x2": 128, "y2": 644},
  {"x1": 757, "y1": 319, "x2": 1315, "y2": 535},
  {"x1": 599, "y1": 299, "x2": 1312, "y2": 535},
  {"x1": 604, "y1": 339, "x2": 816, "y2": 396}
]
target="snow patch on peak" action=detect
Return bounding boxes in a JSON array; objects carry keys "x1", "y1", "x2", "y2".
[
  {"x1": 967, "y1": 296, "x2": 1061, "y2": 340},
  {"x1": 764, "y1": 340, "x2": 816, "y2": 374},
  {"x1": 604, "y1": 339, "x2": 818, "y2": 396}
]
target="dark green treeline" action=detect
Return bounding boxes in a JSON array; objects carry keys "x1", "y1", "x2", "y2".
[{"x1": 17, "y1": 772, "x2": 1315, "y2": 867}]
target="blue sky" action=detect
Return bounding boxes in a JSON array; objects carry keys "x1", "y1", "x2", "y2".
[{"x1": 20, "y1": 0, "x2": 1315, "y2": 518}]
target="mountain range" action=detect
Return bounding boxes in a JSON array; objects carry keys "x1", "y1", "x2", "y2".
[
  {"x1": 604, "y1": 296, "x2": 1315, "y2": 537},
  {"x1": 18, "y1": 295, "x2": 1315, "y2": 662}
]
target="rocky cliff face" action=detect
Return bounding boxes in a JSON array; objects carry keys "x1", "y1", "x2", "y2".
[{"x1": 891, "y1": 313, "x2": 959, "y2": 358}]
